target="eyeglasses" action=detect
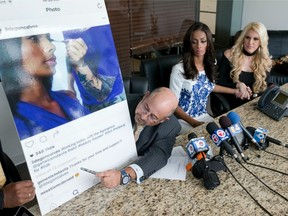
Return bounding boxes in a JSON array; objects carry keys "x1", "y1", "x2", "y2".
[{"x1": 140, "y1": 101, "x2": 160, "y2": 124}]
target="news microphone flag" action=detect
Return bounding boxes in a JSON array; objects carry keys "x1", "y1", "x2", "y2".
[
  {"x1": 186, "y1": 137, "x2": 209, "y2": 159},
  {"x1": 210, "y1": 128, "x2": 230, "y2": 147},
  {"x1": 254, "y1": 127, "x2": 268, "y2": 145},
  {"x1": 227, "y1": 111, "x2": 263, "y2": 149},
  {"x1": 206, "y1": 122, "x2": 241, "y2": 163}
]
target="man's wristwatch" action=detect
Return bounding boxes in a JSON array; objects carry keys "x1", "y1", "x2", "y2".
[{"x1": 120, "y1": 169, "x2": 131, "y2": 185}]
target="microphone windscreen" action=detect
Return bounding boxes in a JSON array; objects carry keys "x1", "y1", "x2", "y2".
[
  {"x1": 188, "y1": 132, "x2": 197, "y2": 140},
  {"x1": 206, "y1": 122, "x2": 219, "y2": 135},
  {"x1": 227, "y1": 111, "x2": 241, "y2": 124},
  {"x1": 192, "y1": 158, "x2": 206, "y2": 179},
  {"x1": 219, "y1": 116, "x2": 232, "y2": 129},
  {"x1": 246, "y1": 126, "x2": 256, "y2": 134}
]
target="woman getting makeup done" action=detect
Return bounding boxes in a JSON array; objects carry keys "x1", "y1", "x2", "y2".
[
  {"x1": 63, "y1": 27, "x2": 124, "y2": 112},
  {"x1": 0, "y1": 34, "x2": 90, "y2": 139}
]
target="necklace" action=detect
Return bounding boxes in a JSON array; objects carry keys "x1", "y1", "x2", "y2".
[{"x1": 243, "y1": 48, "x2": 256, "y2": 56}]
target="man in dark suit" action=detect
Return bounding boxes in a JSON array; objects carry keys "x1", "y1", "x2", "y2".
[
  {"x1": 97, "y1": 87, "x2": 181, "y2": 188},
  {"x1": 0, "y1": 140, "x2": 35, "y2": 215}
]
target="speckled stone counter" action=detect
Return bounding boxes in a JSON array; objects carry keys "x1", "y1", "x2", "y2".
[{"x1": 29, "y1": 85, "x2": 288, "y2": 216}]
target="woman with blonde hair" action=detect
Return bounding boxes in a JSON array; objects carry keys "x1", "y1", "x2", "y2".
[{"x1": 217, "y1": 21, "x2": 272, "y2": 109}]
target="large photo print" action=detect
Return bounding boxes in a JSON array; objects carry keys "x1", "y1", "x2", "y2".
[
  {"x1": 0, "y1": 24, "x2": 136, "y2": 215},
  {"x1": 0, "y1": 25, "x2": 125, "y2": 140}
]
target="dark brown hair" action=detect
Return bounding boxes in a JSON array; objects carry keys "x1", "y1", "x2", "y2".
[{"x1": 182, "y1": 22, "x2": 217, "y2": 81}]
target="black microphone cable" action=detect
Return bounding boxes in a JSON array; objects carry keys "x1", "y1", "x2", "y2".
[
  {"x1": 244, "y1": 140, "x2": 288, "y2": 175},
  {"x1": 244, "y1": 127, "x2": 288, "y2": 160},
  {"x1": 217, "y1": 141, "x2": 288, "y2": 200},
  {"x1": 263, "y1": 149, "x2": 288, "y2": 160},
  {"x1": 239, "y1": 141, "x2": 288, "y2": 176},
  {"x1": 212, "y1": 155, "x2": 273, "y2": 216},
  {"x1": 244, "y1": 160, "x2": 288, "y2": 176},
  {"x1": 220, "y1": 149, "x2": 288, "y2": 178},
  {"x1": 249, "y1": 146, "x2": 288, "y2": 160},
  {"x1": 249, "y1": 147, "x2": 261, "y2": 158},
  {"x1": 239, "y1": 162, "x2": 288, "y2": 202}
]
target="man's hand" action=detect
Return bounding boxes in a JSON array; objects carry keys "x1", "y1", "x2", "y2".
[
  {"x1": 3, "y1": 180, "x2": 35, "y2": 208},
  {"x1": 96, "y1": 170, "x2": 121, "y2": 189}
]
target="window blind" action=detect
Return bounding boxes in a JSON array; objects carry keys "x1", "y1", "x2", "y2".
[{"x1": 106, "y1": 0, "x2": 197, "y2": 76}]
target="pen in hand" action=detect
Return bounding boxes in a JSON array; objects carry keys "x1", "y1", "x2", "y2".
[
  {"x1": 51, "y1": 39, "x2": 68, "y2": 44},
  {"x1": 80, "y1": 167, "x2": 98, "y2": 175}
]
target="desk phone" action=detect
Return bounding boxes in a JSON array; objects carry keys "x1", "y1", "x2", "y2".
[{"x1": 257, "y1": 85, "x2": 288, "y2": 121}]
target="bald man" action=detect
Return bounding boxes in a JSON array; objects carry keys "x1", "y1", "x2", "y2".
[{"x1": 97, "y1": 87, "x2": 181, "y2": 188}]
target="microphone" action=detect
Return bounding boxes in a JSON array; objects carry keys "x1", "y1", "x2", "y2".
[
  {"x1": 206, "y1": 122, "x2": 241, "y2": 163},
  {"x1": 186, "y1": 132, "x2": 221, "y2": 189},
  {"x1": 249, "y1": 127, "x2": 268, "y2": 148},
  {"x1": 186, "y1": 132, "x2": 209, "y2": 159},
  {"x1": 227, "y1": 111, "x2": 263, "y2": 149},
  {"x1": 186, "y1": 132, "x2": 210, "y2": 179},
  {"x1": 219, "y1": 116, "x2": 248, "y2": 161},
  {"x1": 246, "y1": 126, "x2": 287, "y2": 148}
]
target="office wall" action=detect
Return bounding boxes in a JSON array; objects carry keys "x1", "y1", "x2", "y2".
[
  {"x1": 241, "y1": 0, "x2": 288, "y2": 30},
  {"x1": 215, "y1": 0, "x2": 287, "y2": 47},
  {"x1": 199, "y1": 0, "x2": 217, "y2": 34}
]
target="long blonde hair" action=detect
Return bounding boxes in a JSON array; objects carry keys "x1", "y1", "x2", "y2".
[{"x1": 230, "y1": 22, "x2": 272, "y2": 93}]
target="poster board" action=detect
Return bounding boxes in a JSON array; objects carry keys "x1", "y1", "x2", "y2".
[{"x1": 0, "y1": 0, "x2": 137, "y2": 215}]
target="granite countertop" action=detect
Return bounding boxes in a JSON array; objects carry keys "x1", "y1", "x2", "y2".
[{"x1": 29, "y1": 86, "x2": 288, "y2": 216}]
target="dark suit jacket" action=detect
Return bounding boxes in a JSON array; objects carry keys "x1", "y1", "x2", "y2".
[{"x1": 134, "y1": 114, "x2": 181, "y2": 179}]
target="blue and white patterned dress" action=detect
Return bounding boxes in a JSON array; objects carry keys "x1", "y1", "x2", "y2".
[{"x1": 169, "y1": 62, "x2": 215, "y2": 133}]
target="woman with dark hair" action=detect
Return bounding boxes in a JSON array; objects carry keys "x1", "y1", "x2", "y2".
[
  {"x1": 169, "y1": 22, "x2": 251, "y2": 134},
  {"x1": 0, "y1": 34, "x2": 90, "y2": 140}
]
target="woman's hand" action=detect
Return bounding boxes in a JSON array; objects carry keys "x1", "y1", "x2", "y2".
[
  {"x1": 3, "y1": 180, "x2": 35, "y2": 208},
  {"x1": 188, "y1": 119, "x2": 204, "y2": 128},
  {"x1": 236, "y1": 82, "x2": 252, "y2": 100},
  {"x1": 66, "y1": 38, "x2": 88, "y2": 69},
  {"x1": 174, "y1": 107, "x2": 204, "y2": 128},
  {"x1": 65, "y1": 38, "x2": 106, "y2": 94}
]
